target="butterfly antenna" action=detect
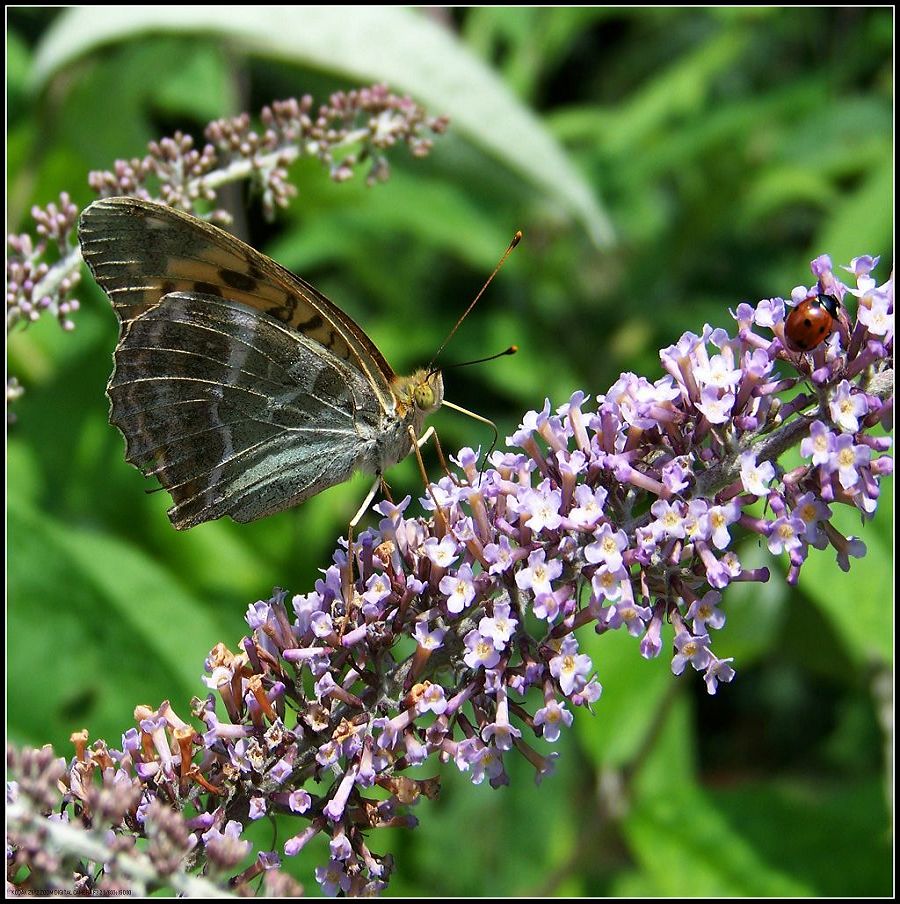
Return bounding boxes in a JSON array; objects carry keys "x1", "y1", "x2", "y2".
[
  {"x1": 427, "y1": 231, "x2": 522, "y2": 372},
  {"x1": 441, "y1": 345, "x2": 518, "y2": 371},
  {"x1": 430, "y1": 342, "x2": 516, "y2": 483}
]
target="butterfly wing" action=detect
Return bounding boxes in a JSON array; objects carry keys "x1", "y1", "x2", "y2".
[
  {"x1": 109, "y1": 292, "x2": 386, "y2": 529},
  {"x1": 79, "y1": 197, "x2": 396, "y2": 408},
  {"x1": 78, "y1": 197, "x2": 412, "y2": 528}
]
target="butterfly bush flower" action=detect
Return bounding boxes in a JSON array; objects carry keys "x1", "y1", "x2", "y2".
[
  {"x1": 7, "y1": 255, "x2": 892, "y2": 895},
  {"x1": 87, "y1": 85, "x2": 448, "y2": 218}
]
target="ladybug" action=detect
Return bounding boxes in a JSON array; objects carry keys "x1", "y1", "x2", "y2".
[{"x1": 784, "y1": 292, "x2": 840, "y2": 352}]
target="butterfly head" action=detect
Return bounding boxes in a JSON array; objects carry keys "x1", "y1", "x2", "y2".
[{"x1": 394, "y1": 369, "x2": 444, "y2": 422}]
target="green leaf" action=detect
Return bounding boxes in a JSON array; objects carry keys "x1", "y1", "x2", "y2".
[
  {"x1": 741, "y1": 165, "x2": 835, "y2": 227},
  {"x1": 622, "y1": 784, "x2": 811, "y2": 896},
  {"x1": 618, "y1": 693, "x2": 812, "y2": 896},
  {"x1": 814, "y1": 156, "x2": 894, "y2": 266},
  {"x1": 795, "y1": 476, "x2": 893, "y2": 666},
  {"x1": 707, "y1": 778, "x2": 891, "y2": 895},
  {"x1": 269, "y1": 168, "x2": 508, "y2": 274},
  {"x1": 30, "y1": 6, "x2": 612, "y2": 245},
  {"x1": 575, "y1": 626, "x2": 675, "y2": 768},
  {"x1": 394, "y1": 745, "x2": 581, "y2": 895},
  {"x1": 615, "y1": 695, "x2": 808, "y2": 898},
  {"x1": 151, "y1": 42, "x2": 235, "y2": 123},
  {"x1": 8, "y1": 502, "x2": 227, "y2": 748},
  {"x1": 616, "y1": 683, "x2": 889, "y2": 896},
  {"x1": 6, "y1": 26, "x2": 32, "y2": 121},
  {"x1": 6, "y1": 437, "x2": 44, "y2": 510},
  {"x1": 578, "y1": 28, "x2": 751, "y2": 157},
  {"x1": 462, "y1": 7, "x2": 613, "y2": 103},
  {"x1": 714, "y1": 539, "x2": 790, "y2": 667}
]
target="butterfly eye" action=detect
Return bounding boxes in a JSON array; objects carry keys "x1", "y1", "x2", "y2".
[{"x1": 414, "y1": 383, "x2": 436, "y2": 410}]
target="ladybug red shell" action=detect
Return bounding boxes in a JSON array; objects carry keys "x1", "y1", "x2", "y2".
[{"x1": 784, "y1": 292, "x2": 840, "y2": 352}]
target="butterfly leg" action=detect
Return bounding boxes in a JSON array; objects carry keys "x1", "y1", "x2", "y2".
[
  {"x1": 415, "y1": 425, "x2": 435, "y2": 450},
  {"x1": 430, "y1": 429, "x2": 463, "y2": 486},
  {"x1": 408, "y1": 426, "x2": 451, "y2": 533},
  {"x1": 350, "y1": 476, "x2": 382, "y2": 534},
  {"x1": 413, "y1": 425, "x2": 461, "y2": 487},
  {"x1": 378, "y1": 473, "x2": 395, "y2": 504}
]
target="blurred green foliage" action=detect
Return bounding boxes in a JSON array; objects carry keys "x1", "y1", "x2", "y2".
[{"x1": 7, "y1": 7, "x2": 892, "y2": 897}]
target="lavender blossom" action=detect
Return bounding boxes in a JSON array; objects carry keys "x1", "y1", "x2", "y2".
[
  {"x1": 7, "y1": 193, "x2": 83, "y2": 410},
  {"x1": 87, "y1": 85, "x2": 448, "y2": 220},
  {"x1": 6, "y1": 255, "x2": 892, "y2": 895}
]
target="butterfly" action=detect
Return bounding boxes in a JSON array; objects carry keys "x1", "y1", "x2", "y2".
[{"x1": 79, "y1": 197, "x2": 444, "y2": 530}]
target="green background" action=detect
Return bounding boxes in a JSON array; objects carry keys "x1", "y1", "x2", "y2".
[{"x1": 7, "y1": 7, "x2": 893, "y2": 896}]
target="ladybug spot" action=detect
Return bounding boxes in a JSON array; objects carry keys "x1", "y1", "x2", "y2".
[{"x1": 803, "y1": 318, "x2": 813, "y2": 327}]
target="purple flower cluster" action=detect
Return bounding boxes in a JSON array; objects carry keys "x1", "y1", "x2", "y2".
[
  {"x1": 87, "y1": 84, "x2": 449, "y2": 220},
  {"x1": 6, "y1": 192, "x2": 81, "y2": 333},
  {"x1": 6, "y1": 256, "x2": 892, "y2": 895},
  {"x1": 7, "y1": 192, "x2": 84, "y2": 417}
]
